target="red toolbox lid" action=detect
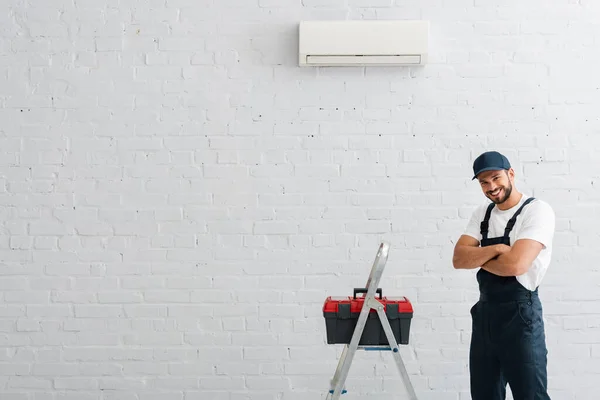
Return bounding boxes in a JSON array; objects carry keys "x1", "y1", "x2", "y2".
[{"x1": 323, "y1": 296, "x2": 413, "y2": 314}]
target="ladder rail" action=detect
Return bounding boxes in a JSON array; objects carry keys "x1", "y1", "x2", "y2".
[
  {"x1": 327, "y1": 304, "x2": 371, "y2": 399},
  {"x1": 376, "y1": 306, "x2": 418, "y2": 400}
]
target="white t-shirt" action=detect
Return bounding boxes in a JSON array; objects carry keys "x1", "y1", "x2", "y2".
[{"x1": 463, "y1": 193, "x2": 555, "y2": 291}]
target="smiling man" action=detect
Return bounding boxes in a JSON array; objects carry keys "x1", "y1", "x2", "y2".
[{"x1": 452, "y1": 151, "x2": 555, "y2": 400}]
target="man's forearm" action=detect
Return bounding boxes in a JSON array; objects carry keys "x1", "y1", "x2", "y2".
[
  {"x1": 482, "y1": 253, "x2": 519, "y2": 276},
  {"x1": 453, "y1": 244, "x2": 501, "y2": 270}
]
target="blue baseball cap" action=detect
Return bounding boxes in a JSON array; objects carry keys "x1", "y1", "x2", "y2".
[{"x1": 472, "y1": 151, "x2": 511, "y2": 180}]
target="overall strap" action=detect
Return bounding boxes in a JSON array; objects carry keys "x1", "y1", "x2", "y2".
[
  {"x1": 504, "y1": 197, "x2": 535, "y2": 237},
  {"x1": 480, "y1": 203, "x2": 495, "y2": 241}
]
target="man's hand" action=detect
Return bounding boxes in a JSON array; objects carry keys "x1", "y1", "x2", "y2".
[
  {"x1": 494, "y1": 244, "x2": 511, "y2": 257},
  {"x1": 453, "y1": 235, "x2": 508, "y2": 270}
]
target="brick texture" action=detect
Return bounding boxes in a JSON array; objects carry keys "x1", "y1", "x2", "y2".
[{"x1": 0, "y1": 0, "x2": 599, "y2": 398}]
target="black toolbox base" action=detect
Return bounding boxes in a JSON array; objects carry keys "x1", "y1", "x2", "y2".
[{"x1": 324, "y1": 312, "x2": 412, "y2": 345}]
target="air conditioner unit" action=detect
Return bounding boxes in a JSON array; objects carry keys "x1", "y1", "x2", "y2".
[{"x1": 298, "y1": 20, "x2": 429, "y2": 67}]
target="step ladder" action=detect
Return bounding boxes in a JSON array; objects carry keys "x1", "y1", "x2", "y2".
[{"x1": 326, "y1": 242, "x2": 418, "y2": 400}]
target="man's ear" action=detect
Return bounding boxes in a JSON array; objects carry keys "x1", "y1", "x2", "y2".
[{"x1": 507, "y1": 168, "x2": 515, "y2": 180}]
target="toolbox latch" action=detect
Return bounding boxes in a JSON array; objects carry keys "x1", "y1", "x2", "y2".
[{"x1": 338, "y1": 303, "x2": 351, "y2": 319}]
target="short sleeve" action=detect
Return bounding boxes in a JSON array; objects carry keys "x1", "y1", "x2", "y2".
[
  {"x1": 463, "y1": 206, "x2": 484, "y2": 242},
  {"x1": 516, "y1": 200, "x2": 555, "y2": 249}
]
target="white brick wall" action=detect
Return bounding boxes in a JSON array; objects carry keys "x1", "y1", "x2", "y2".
[{"x1": 1, "y1": 0, "x2": 599, "y2": 398}]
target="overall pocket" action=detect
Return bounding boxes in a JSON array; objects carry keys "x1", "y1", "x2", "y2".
[{"x1": 517, "y1": 300, "x2": 534, "y2": 328}]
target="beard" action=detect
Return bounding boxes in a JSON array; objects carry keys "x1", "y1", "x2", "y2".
[{"x1": 487, "y1": 181, "x2": 512, "y2": 204}]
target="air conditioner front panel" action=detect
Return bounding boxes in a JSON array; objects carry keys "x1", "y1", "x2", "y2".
[{"x1": 299, "y1": 20, "x2": 429, "y2": 66}]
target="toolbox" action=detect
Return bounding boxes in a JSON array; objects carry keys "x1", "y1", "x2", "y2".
[{"x1": 323, "y1": 288, "x2": 413, "y2": 345}]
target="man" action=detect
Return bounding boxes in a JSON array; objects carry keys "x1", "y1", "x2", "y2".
[{"x1": 452, "y1": 151, "x2": 555, "y2": 400}]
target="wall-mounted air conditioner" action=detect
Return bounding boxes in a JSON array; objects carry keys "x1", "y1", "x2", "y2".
[{"x1": 298, "y1": 20, "x2": 429, "y2": 67}]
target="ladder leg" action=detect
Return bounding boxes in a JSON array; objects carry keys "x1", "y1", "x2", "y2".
[
  {"x1": 327, "y1": 306, "x2": 371, "y2": 399},
  {"x1": 327, "y1": 344, "x2": 349, "y2": 398},
  {"x1": 376, "y1": 307, "x2": 418, "y2": 400}
]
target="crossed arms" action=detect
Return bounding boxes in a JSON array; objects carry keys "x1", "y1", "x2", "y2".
[{"x1": 452, "y1": 235, "x2": 544, "y2": 276}]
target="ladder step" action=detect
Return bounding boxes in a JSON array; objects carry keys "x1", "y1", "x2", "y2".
[{"x1": 358, "y1": 346, "x2": 392, "y2": 351}]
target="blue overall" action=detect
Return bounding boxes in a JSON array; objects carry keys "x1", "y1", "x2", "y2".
[{"x1": 470, "y1": 197, "x2": 551, "y2": 400}]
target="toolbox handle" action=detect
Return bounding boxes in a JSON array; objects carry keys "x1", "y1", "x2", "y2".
[{"x1": 353, "y1": 288, "x2": 382, "y2": 299}]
